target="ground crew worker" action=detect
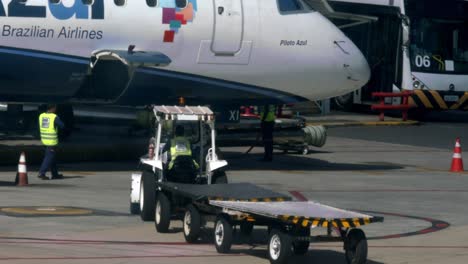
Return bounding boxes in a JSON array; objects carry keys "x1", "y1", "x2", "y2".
[
  {"x1": 37, "y1": 104, "x2": 65, "y2": 180},
  {"x1": 260, "y1": 104, "x2": 276, "y2": 161},
  {"x1": 164, "y1": 125, "x2": 199, "y2": 170}
]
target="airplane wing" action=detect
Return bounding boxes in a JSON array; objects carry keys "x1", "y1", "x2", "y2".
[
  {"x1": 306, "y1": 0, "x2": 378, "y2": 29},
  {"x1": 90, "y1": 49, "x2": 171, "y2": 69}
]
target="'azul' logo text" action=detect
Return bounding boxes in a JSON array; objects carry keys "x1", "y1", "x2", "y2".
[{"x1": 0, "y1": 0, "x2": 104, "y2": 20}]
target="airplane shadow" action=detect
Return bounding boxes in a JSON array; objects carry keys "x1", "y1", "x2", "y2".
[{"x1": 223, "y1": 152, "x2": 403, "y2": 171}]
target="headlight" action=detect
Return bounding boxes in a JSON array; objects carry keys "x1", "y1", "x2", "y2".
[{"x1": 413, "y1": 81, "x2": 421, "y2": 89}]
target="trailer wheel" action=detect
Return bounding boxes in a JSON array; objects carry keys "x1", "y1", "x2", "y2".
[
  {"x1": 183, "y1": 205, "x2": 201, "y2": 243},
  {"x1": 292, "y1": 228, "x2": 310, "y2": 255},
  {"x1": 345, "y1": 229, "x2": 368, "y2": 264},
  {"x1": 130, "y1": 200, "x2": 140, "y2": 215},
  {"x1": 214, "y1": 215, "x2": 233, "y2": 253},
  {"x1": 213, "y1": 171, "x2": 228, "y2": 184},
  {"x1": 139, "y1": 171, "x2": 156, "y2": 221},
  {"x1": 240, "y1": 221, "x2": 254, "y2": 236},
  {"x1": 155, "y1": 192, "x2": 171, "y2": 233},
  {"x1": 268, "y1": 228, "x2": 292, "y2": 264}
]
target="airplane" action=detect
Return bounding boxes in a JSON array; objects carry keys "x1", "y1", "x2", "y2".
[{"x1": 0, "y1": 0, "x2": 370, "y2": 121}]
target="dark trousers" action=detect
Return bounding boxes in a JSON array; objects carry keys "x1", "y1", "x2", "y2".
[
  {"x1": 39, "y1": 146, "x2": 59, "y2": 177},
  {"x1": 261, "y1": 121, "x2": 274, "y2": 161}
]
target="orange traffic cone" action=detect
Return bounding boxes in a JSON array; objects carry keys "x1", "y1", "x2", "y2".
[
  {"x1": 15, "y1": 152, "x2": 29, "y2": 186},
  {"x1": 450, "y1": 138, "x2": 464, "y2": 173}
]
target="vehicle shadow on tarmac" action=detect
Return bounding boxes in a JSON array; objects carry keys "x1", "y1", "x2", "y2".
[
  {"x1": 224, "y1": 152, "x2": 403, "y2": 171},
  {"x1": 195, "y1": 229, "x2": 384, "y2": 264}
]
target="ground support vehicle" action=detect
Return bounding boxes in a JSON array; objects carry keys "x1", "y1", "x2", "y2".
[{"x1": 130, "y1": 105, "x2": 229, "y2": 220}]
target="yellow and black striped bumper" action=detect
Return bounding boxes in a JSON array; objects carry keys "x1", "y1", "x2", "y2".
[
  {"x1": 409, "y1": 90, "x2": 468, "y2": 110},
  {"x1": 278, "y1": 215, "x2": 384, "y2": 228}
]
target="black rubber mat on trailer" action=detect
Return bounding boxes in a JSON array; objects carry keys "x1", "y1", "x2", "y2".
[{"x1": 156, "y1": 182, "x2": 291, "y2": 202}]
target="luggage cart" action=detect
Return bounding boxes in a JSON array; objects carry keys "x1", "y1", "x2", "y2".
[
  {"x1": 210, "y1": 200, "x2": 383, "y2": 264},
  {"x1": 150, "y1": 181, "x2": 383, "y2": 264}
]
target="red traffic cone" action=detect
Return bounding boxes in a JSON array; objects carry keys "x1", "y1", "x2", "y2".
[
  {"x1": 450, "y1": 138, "x2": 464, "y2": 173},
  {"x1": 15, "y1": 152, "x2": 29, "y2": 186}
]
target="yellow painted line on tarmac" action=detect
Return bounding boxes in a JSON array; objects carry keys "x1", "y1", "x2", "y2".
[
  {"x1": 307, "y1": 120, "x2": 419, "y2": 127},
  {"x1": 1, "y1": 207, "x2": 93, "y2": 216},
  {"x1": 414, "y1": 166, "x2": 468, "y2": 174}
]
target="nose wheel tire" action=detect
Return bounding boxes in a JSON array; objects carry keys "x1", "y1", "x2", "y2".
[
  {"x1": 154, "y1": 192, "x2": 171, "y2": 233},
  {"x1": 139, "y1": 171, "x2": 156, "y2": 221},
  {"x1": 345, "y1": 229, "x2": 368, "y2": 264},
  {"x1": 183, "y1": 205, "x2": 201, "y2": 243},
  {"x1": 268, "y1": 228, "x2": 292, "y2": 264},
  {"x1": 214, "y1": 215, "x2": 233, "y2": 253}
]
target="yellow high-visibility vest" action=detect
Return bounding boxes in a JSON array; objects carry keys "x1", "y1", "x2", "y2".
[
  {"x1": 39, "y1": 113, "x2": 58, "y2": 146},
  {"x1": 169, "y1": 137, "x2": 192, "y2": 169},
  {"x1": 260, "y1": 105, "x2": 276, "y2": 122}
]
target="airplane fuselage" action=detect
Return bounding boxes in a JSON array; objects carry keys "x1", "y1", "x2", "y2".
[{"x1": 0, "y1": 0, "x2": 370, "y2": 105}]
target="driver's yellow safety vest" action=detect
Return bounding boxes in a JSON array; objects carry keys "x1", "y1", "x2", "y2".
[
  {"x1": 169, "y1": 137, "x2": 193, "y2": 169},
  {"x1": 39, "y1": 113, "x2": 58, "y2": 146}
]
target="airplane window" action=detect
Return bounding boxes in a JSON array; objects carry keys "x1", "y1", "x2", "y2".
[
  {"x1": 277, "y1": 0, "x2": 303, "y2": 12},
  {"x1": 82, "y1": 0, "x2": 94, "y2": 5},
  {"x1": 176, "y1": 0, "x2": 187, "y2": 8},
  {"x1": 146, "y1": 0, "x2": 158, "y2": 7},
  {"x1": 49, "y1": 0, "x2": 61, "y2": 4},
  {"x1": 114, "y1": 0, "x2": 126, "y2": 6}
]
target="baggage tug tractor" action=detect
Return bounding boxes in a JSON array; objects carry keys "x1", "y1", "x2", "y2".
[{"x1": 130, "y1": 106, "x2": 228, "y2": 221}]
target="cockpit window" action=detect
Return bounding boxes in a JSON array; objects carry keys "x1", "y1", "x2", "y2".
[
  {"x1": 277, "y1": 0, "x2": 302, "y2": 12},
  {"x1": 49, "y1": 0, "x2": 61, "y2": 4},
  {"x1": 146, "y1": 0, "x2": 158, "y2": 7},
  {"x1": 114, "y1": 0, "x2": 126, "y2": 6},
  {"x1": 82, "y1": 0, "x2": 94, "y2": 5}
]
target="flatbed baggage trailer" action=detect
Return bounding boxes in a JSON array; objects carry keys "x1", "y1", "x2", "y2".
[{"x1": 152, "y1": 182, "x2": 384, "y2": 264}]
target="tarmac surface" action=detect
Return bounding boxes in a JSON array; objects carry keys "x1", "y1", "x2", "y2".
[{"x1": 1, "y1": 114, "x2": 468, "y2": 264}]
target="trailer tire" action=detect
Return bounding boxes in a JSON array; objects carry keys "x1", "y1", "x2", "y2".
[
  {"x1": 155, "y1": 192, "x2": 171, "y2": 233},
  {"x1": 139, "y1": 171, "x2": 156, "y2": 221},
  {"x1": 183, "y1": 205, "x2": 201, "y2": 243},
  {"x1": 214, "y1": 215, "x2": 233, "y2": 253},
  {"x1": 213, "y1": 171, "x2": 228, "y2": 184},
  {"x1": 130, "y1": 201, "x2": 140, "y2": 215},
  {"x1": 268, "y1": 228, "x2": 292, "y2": 264},
  {"x1": 345, "y1": 229, "x2": 368, "y2": 264},
  {"x1": 292, "y1": 227, "x2": 310, "y2": 255},
  {"x1": 240, "y1": 221, "x2": 254, "y2": 236}
]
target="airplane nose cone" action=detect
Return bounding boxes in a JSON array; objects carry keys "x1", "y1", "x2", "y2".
[
  {"x1": 334, "y1": 39, "x2": 371, "y2": 93},
  {"x1": 349, "y1": 47, "x2": 371, "y2": 86}
]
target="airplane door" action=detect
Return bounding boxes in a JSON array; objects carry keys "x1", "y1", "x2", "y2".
[{"x1": 212, "y1": 0, "x2": 243, "y2": 55}]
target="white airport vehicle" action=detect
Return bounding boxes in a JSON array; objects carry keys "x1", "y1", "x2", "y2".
[
  {"x1": 327, "y1": 0, "x2": 468, "y2": 111},
  {"x1": 130, "y1": 105, "x2": 228, "y2": 220},
  {"x1": 0, "y1": 0, "x2": 369, "y2": 116}
]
